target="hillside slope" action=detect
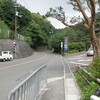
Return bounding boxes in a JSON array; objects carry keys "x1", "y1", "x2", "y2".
[
  {"x1": 0, "y1": 39, "x2": 33, "y2": 59},
  {"x1": 0, "y1": 21, "x2": 12, "y2": 39}
]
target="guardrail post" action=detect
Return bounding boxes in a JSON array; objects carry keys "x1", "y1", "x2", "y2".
[
  {"x1": 91, "y1": 95, "x2": 100, "y2": 100},
  {"x1": 8, "y1": 65, "x2": 47, "y2": 100}
]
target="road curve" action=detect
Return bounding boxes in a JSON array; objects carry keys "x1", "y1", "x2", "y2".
[{"x1": 0, "y1": 52, "x2": 48, "y2": 100}]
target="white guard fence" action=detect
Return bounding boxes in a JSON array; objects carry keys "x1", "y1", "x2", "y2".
[
  {"x1": 91, "y1": 95, "x2": 100, "y2": 100},
  {"x1": 8, "y1": 65, "x2": 47, "y2": 100}
]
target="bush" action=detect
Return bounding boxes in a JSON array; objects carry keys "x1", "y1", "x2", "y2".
[
  {"x1": 75, "y1": 58, "x2": 100, "y2": 100},
  {"x1": 69, "y1": 42, "x2": 85, "y2": 52},
  {"x1": 87, "y1": 58, "x2": 100, "y2": 78},
  {"x1": 68, "y1": 50, "x2": 78, "y2": 53}
]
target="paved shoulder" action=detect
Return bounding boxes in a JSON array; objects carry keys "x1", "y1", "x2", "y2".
[
  {"x1": 39, "y1": 53, "x2": 65, "y2": 100},
  {"x1": 63, "y1": 57, "x2": 81, "y2": 100}
]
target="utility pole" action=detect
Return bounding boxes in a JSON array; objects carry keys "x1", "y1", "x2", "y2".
[
  {"x1": 14, "y1": 0, "x2": 18, "y2": 41},
  {"x1": 13, "y1": 0, "x2": 19, "y2": 58}
]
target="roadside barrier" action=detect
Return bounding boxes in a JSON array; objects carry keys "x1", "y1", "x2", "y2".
[
  {"x1": 8, "y1": 65, "x2": 47, "y2": 100},
  {"x1": 91, "y1": 95, "x2": 100, "y2": 100},
  {"x1": 91, "y1": 87, "x2": 100, "y2": 100},
  {"x1": 78, "y1": 66, "x2": 100, "y2": 100},
  {"x1": 78, "y1": 66, "x2": 100, "y2": 85}
]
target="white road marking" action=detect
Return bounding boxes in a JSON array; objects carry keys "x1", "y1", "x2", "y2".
[
  {"x1": 47, "y1": 77, "x2": 64, "y2": 84},
  {"x1": 69, "y1": 54, "x2": 85, "y2": 59},
  {"x1": 69, "y1": 61, "x2": 88, "y2": 66},
  {"x1": 78, "y1": 59, "x2": 92, "y2": 62},
  {"x1": 61, "y1": 56, "x2": 67, "y2": 100}
]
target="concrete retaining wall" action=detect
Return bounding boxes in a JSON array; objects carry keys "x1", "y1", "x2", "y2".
[{"x1": 0, "y1": 39, "x2": 33, "y2": 59}]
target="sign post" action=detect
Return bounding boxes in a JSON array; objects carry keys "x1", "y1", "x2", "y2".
[
  {"x1": 64, "y1": 37, "x2": 69, "y2": 53},
  {"x1": 61, "y1": 42, "x2": 63, "y2": 55}
]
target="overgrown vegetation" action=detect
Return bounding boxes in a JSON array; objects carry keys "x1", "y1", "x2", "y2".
[
  {"x1": 0, "y1": 0, "x2": 55, "y2": 49},
  {"x1": 75, "y1": 58, "x2": 100, "y2": 100},
  {"x1": 0, "y1": 0, "x2": 100, "y2": 99},
  {"x1": 0, "y1": 20, "x2": 12, "y2": 39},
  {"x1": 50, "y1": 26, "x2": 90, "y2": 53},
  {"x1": 0, "y1": 0, "x2": 92, "y2": 51}
]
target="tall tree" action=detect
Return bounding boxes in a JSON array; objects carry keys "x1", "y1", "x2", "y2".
[
  {"x1": 45, "y1": 0, "x2": 100, "y2": 60},
  {"x1": 0, "y1": 0, "x2": 15, "y2": 29}
]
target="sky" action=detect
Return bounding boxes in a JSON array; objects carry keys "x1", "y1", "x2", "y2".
[{"x1": 17, "y1": 0, "x2": 82, "y2": 29}]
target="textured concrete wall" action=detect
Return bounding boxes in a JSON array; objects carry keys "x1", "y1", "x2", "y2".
[{"x1": 0, "y1": 39, "x2": 33, "y2": 59}]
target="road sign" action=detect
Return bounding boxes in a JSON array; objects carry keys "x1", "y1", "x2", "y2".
[
  {"x1": 64, "y1": 37, "x2": 69, "y2": 51},
  {"x1": 61, "y1": 42, "x2": 63, "y2": 48}
]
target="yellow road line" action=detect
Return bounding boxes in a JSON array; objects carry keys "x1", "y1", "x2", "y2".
[{"x1": 0, "y1": 53, "x2": 47, "y2": 70}]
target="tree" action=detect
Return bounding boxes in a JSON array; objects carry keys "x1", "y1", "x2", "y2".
[
  {"x1": 0, "y1": 0, "x2": 15, "y2": 29},
  {"x1": 45, "y1": 0, "x2": 100, "y2": 60},
  {"x1": 31, "y1": 13, "x2": 55, "y2": 48}
]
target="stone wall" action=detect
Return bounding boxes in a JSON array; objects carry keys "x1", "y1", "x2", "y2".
[{"x1": 0, "y1": 39, "x2": 33, "y2": 59}]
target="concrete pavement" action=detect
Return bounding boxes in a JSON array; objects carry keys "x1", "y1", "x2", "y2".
[
  {"x1": 65, "y1": 78, "x2": 80, "y2": 100},
  {"x1": 38, "y1": 54, "x2": 81, "y2": 100},
  {"x1": 63, "y1": 57, "x2": 81, "y2": 100}
]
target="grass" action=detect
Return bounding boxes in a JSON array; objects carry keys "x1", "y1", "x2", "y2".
[
  {"x1": 0, "y1": 21, "x2": 11, "y2": 39},
  {"x1": 74, "y1": 58, "x2": 100, "y2": 100}
]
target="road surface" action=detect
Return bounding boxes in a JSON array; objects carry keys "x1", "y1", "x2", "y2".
[
  {"x1": 0, "y1": 52, "x2": 48, "y2": 100},
  {"x1": 0, "y1": 51, "x2": 92, "y2": 100},
  {"x1": 64, "y1": 52, "x2": 93, "y2": 71},
  {"x1": 0, "y1": 52, "x2": 65, "y2": 100}
]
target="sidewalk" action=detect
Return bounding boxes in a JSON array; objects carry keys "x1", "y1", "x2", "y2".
[
  {"x1": 64, "y1": 58, "x2": 81, "y2": 100},
  {"x1": 65, "y1": 76, "x2": 81, "y2": 100},
  {"x1": 38, "y1": 55, "x2": 81, "y2": 100}
]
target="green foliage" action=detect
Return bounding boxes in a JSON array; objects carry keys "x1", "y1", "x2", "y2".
[
  {"x1": 17, "y1": 6, "x2": 32, "y2": 27},
  {"x1": 31, "y1": 13, "x2": 55, "y2": 48},
  {"x1": 75, "y1": 71, "x2": 99, "y2": 100},
  {"x1": 0, "y1": 0, "x2": 55, "y2": 48},
  {"x1": 0, "y1": 21, "x2": 12, "y2": 39},
  {"x1": 50, "y1": 29, "x2": 67, "y2": 53},
  {"x1": 32, "y1": 13, "x2": 55, "y2": 36},
  {"x1": 29, "y1": 20, "x2": 46, "y2": 48},
  {"x1": 50, "y1": 25, "x2": 90, "y2": 53},
  {"x1": 0, "y1": 0, "x2": 93, "y2": 51},
  {"x1": 95, "y1": 12, "x2": 100, "y2": 37},
  {"x1": 75, "y1": 58, "x2": 100, "y2": 100},
  {"x1": 82, "y1": 82, "x2": 98, "y2": 100},
  {"x1": 87, "y1": 58, "x2": 100, "y2": 78},
  {"x1": 68, "y1": 50, "x2": 78, "y2": 53},
  {"x1": 25, "y1": 36, "x2": 32, "y2": 44},
  {"x1": 69, "y1": 42, "x2": 85, "y2": 52},
  {"x1": 0, "y1": 0, "x2": 15, "y2": 29}
]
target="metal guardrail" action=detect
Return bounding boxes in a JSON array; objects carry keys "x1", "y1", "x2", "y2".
[
  {"x1": 91, "y1": 95, "x2": 100, "y2": 100},
  {"x1": 8, "y1": 65, "x2": 47, "y2": 100},
  {"x1": 91, "y1": 87, "x2": 100, "y2": 100},
  {"x1": 78, "y1": 66, "x2": 100, "y2": 85},
  {"x1": 78, "y1": 66, "x2": 100, "y2": 100}
]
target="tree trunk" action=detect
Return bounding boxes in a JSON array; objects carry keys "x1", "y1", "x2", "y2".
[{"x1": 88, "y1": 22, "x2": 100, "y2": 59}]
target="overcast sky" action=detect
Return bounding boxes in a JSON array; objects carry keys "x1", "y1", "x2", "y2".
[{"x1": 17, "y1": 0, "x2": 82, "y2": 29}]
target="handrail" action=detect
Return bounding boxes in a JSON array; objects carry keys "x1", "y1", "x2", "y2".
[
  {"x1": 91, "y1": 95, "x2": 100, "y2": 100},
  {"x1": 78, "y1": 66, "x2": 100, "y2": 85},
  {"x1": 91, "y1": 87, "x2": 100, "y2": 100},
  {"x1": 8, "y1": 65, "x2": 47, "y2": 100},
  {"x1": 78, "y1": 66, "x2": 100, "y2": 100}
]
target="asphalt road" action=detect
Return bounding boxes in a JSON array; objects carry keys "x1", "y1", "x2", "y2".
[
  {"x1": 39, "y1": 53, "x2": 65, "y2": 100},
  {"x1": 0, "y1": 51, "x2": 92, "y2": 100},
  {"x1": 0, "y1": 52, "x2": 66, "y2": 100},
  {"x1": 0, "y1": 52, "x2": 48, "y2": 100},
  {"x1": 64, "y1": 52, "x2": 93, "y2": 71},
  {"x1": 39, "y1": 51, "x2": 93, "y2": 100}
]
